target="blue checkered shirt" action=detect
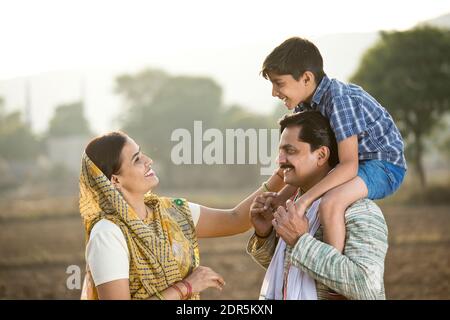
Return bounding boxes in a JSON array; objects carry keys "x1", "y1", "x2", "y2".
[{"x1": 295, "y1": 76, "x2": 406, "y2": 169}]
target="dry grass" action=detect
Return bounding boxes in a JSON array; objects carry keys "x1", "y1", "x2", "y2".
[
  {"x1": 0, "y1": 196, "x2": 78, "y2": 221},
  {"x1": 0, "y1": 196, "x2": 449, "y2": 300}
]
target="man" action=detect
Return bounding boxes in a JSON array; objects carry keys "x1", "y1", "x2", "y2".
[{"x1": 248, "y1": 111, "x2": 388, "y2": 300}]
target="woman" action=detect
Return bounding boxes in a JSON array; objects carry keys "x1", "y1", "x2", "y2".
[{"x1": 80, "y1": 131, "x2": 284, "y2": 300}]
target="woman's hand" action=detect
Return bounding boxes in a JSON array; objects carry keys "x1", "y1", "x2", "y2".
[
  {"x1": 250, "y1": 192, "x2": 278, "y2": 237},
  {"x1": 185, "y1": 266, "x2": 225, "y2": 294}
]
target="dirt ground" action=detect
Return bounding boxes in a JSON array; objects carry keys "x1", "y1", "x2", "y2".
[{"x1": 0, "y1": 204, "x2": 449, "y2": 300}]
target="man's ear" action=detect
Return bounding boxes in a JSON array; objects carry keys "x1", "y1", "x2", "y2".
[{"x1": 316, "y1": 146, "x2": 330, "y2": 167}]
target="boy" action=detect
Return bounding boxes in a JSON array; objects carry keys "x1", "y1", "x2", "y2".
[{"x1": 262, "y1": 37, "x2": 406, "y2": 253}]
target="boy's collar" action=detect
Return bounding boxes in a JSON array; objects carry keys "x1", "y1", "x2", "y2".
[
  {"x1": 294, "y1": 76, "x2": 331, "y2": 112},
  {"x1": 310, "y1": 75, "x2": 331, "y2": 107}
]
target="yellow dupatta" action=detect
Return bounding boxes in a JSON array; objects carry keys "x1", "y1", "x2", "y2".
[{"x1": 79, "y1": 153, "x2": 200, "y2": 299}]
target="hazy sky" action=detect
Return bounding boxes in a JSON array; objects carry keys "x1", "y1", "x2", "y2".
[{"x1": 1, "y1": 0, "x2": 449, "y2": 79}]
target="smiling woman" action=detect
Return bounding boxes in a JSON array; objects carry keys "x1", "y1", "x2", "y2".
[{"x1": 79, "y1": 131, "x2": 285, "y2": 300}]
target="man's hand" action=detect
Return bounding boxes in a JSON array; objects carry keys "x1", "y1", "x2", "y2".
[
  {"x1": 272, "y1": 199, "x2": 309, "y2": 246},
  {"x1": 250, "y1": 192, "x2": 278, "y2": 237}
]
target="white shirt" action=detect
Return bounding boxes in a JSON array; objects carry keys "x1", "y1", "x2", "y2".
[{"x1": 86, "y1": 202, "x2": 200, "y2": 286}]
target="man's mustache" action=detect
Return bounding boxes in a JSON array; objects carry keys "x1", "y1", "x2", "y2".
[{"x1": 279, "y1": 164, "x2": 294, "y2": 170}]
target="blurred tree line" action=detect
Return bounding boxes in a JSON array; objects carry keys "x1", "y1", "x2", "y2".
[
  {"x1": 0, "y1": 98, "x2": 91, "y2": 162},
  {"x1": 0, "y1": 97, "x2": 41, "y2": 161},
  {"x1": 115, "y1": 69, "x2": 282, "y2": 190},
  {"x1": 351, "y1": 26, "x2": 450, "y2": 186},
  {"x1": 0, "y1": 98, "x2": 91, "y2": 192},
  {"x1": 47, "y1": 102, "x2": 92, "y2": 138},
  {"x1": 0, "y1": 25, "x2": 449, "y2": 194}
]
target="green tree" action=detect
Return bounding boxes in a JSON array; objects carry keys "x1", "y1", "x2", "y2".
[
  {"x1": 269, "y1": 102, "x2": 291, "y2": 128},
  {"x1": 0, "y1": 97, "x2": 3, "y2": 117},
  {"x1": 117, "y1": 70, "x2": 223, "y2": 186},
  {"x1": 115, "y1": 68, "x2": 169, "y2": 108},
  {"x1": 350, "y1": 26, "x2": 450, "y2": 186},
  {"x1": 219, "y1": 104, "x2": 272, "y2": 130},
  {"x1": 439, "y1": 127, "x2": 450, "y2": 163},
  {"x1": 47, "y1": 102, "x2": 92, "y2": 138},
  {"x1": 121, "y1": 74, "x2": 222, "y2": 151},
  {"x1": 0, "y1": 98, "x2": 41, "y2": 161}
]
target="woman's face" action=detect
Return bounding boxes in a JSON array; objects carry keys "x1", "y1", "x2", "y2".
[{"x1": 111, "y1": 137, "x2": 159, "y2": 195}]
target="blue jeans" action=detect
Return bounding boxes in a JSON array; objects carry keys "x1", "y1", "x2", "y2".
[{"x1": 357, "y1": 160, "x2": 406, "y2": 200}]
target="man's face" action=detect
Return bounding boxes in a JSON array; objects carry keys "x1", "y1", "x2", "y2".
[
  {"x1": 278, "y1": 126, "x2": 321, "y2": 188},
  {"x1": 268, "y1": 71, "x2": 312, "y2": 110}
]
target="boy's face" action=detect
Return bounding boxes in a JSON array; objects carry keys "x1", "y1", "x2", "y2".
[{"x1": 267, "y1": 71, "x2": 314, "y2": 110}]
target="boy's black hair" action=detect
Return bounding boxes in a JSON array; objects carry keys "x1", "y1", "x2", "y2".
[
  {"x1": 279, "y1": 111, "x2": 339, "y2": 167},
  {"x1": 262, "y1": 37, "x2": 326, "y2": 84}
]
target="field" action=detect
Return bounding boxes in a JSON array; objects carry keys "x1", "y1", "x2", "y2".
[{"x1": 0, "y1": 197, "x2": 449, "y2": 300}]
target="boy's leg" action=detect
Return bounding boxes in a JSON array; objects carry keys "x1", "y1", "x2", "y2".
[{"x1": 319, "y1": 176, "x2": 368, "y2": 253}]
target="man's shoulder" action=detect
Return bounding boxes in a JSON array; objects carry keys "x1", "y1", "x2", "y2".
[
  {"x1": 90, "y1": 219, "x2": 124, "y2": 240},
  {"x1": 344, "y1": 198, "x2": 385, "y2": 221},
  {"x1": 343, "y1": 199, "x2": 388, "y2": 245}
]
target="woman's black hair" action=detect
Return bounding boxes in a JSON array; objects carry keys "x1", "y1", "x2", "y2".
[{"x1": 85, "y1": 131, "x2": 128, "y2": 180}]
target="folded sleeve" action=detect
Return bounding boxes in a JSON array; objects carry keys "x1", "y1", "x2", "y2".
[
  {"x1": 86, "y1": 220, "x2": 130, "y2": 286},
  {"x1": 188, "y1": 202, "x2": 200, "y2": 226},
  {"x1": 246, "y1": 230, "x2": 278, "y2": 269}
]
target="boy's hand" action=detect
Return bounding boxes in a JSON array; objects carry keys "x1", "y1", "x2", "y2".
[
  {"x1": 250, "y1": 192, "x2": 278, "y2": 237},
  {"x1": 274, "y1": 167, "x2": 285, "y2": 181},
  {"x1": 272, "y1": 199, "x2": 309, "y2": 246},
  {"x1": 294, "y1": 196, "x2": 310, "y2": 213}
]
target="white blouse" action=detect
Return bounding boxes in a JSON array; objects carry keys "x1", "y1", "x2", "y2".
[{"x1": 86, "y1": 202, "x2": 200, "y2": 286}]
